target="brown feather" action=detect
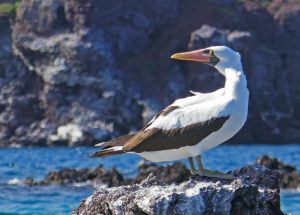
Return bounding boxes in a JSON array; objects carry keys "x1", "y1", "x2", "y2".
[
  {"x1": 91, "y1": 133, "x2": 136, "y2": 158},
  {"x1": 98, "y1": 133, "x2": 136, "y2": 149},
  {"x1": 90, "y1": 148, "x2": 125, "y2": 158},
  {"x1": 123, "y1": 116, "x2": 230, "y2": 153}
]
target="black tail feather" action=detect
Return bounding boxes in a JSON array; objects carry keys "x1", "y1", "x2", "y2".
[
  {"x1": 95, "y1": 133, "x2": 136, "y2": 149},
  {"x1": 90, "y1": 148, "x2": 125, "y2": 158}
]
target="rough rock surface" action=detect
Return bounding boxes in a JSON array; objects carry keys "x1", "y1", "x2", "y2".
[
  {"x1": 1, "y1": 0, "x2": 300, "y2": 146},
  {"x1": 21, "y1": 156, "x2": 300, "y2": 190},
  {"x1": 134, "y1": 162, "x2": 190, "y2": 184},
  {"x1": 73, "y1": 165, "x2": 283, "y2": 215},
  {"x1": 22, "y1": 162, "x2": 190, "y2": 187},
  {"x1": 24, "y1": 165, "x2": 124, "y2": 187},
  {"x1": 256, "y1": 155, "x2": 300, "y2": 189}
]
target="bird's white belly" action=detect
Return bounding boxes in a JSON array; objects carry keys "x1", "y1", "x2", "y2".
[
  {"x1": 191, "y1": 106, "x2": 247, "y2": 155},
  {"x1": 139, "y1": 101, "x2": 248, "y2": 162},
  {"x1": 138, "y1": 148, "x2": 191, "y2": 162}
]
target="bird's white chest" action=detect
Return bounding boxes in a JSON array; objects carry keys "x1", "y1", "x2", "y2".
[{"x1": 189, "y1": 89, "x2": 249, "y2": 155}]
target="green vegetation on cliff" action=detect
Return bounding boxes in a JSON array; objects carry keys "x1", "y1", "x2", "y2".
[{"x1": 0, "y1": 1, "x2": 19, "y2": 14}]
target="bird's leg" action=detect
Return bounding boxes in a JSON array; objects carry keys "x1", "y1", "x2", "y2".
[
  {"x1": 194, "y1": 155, "x2": 235, "y2": 180},
  {"x1": 188, "y1": 157, "x2": 197, "y2": 175}
]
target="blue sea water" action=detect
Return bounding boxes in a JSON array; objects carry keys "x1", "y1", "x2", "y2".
[{"x1": 0, "y1": 144, "x2": 299, "y2": 215}]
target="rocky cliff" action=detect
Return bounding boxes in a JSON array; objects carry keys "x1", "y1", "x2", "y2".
[
  {"x1": 1, "y1": 0, "x2": 300, "y2": 146},
  {"x1": 73, "y1": 165, "x2": 284, "y2": 215}
]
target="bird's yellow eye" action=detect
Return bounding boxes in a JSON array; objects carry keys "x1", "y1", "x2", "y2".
[{"x1": 209, "y1": 49, "x2": 214, "y2": 56}]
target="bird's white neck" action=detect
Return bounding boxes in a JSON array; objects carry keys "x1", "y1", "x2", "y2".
[
  {"x1": 212, "y1": 53, "x2": 246, "y2": 97},
  {"x1": 217, "y1": 65, "x2": 248, "y2": 100},
  {"x1": 225, "y1": 69, "x2": 247, "y2": 99}
]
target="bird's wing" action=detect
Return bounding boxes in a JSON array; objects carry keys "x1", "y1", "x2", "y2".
[
  {"x1": 173, "y1": 88, "x2": 224, "y2": 107},
  {"x1": 123, "y1": 95, "x2": 235, "y2": 152},
  {"x1": 94, "y1": 89, "x2": 225, "y2": 152},
  {"x1": 144, "y1": 88, "x2": 224, "y2": 129}
]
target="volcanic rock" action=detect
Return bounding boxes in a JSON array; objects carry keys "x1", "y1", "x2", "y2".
[
  {"x1": 133, "y1": 162, "x2": 190, "y2": 184},
  {"x1": 73, "y1": 165, "x2": 283, "y2": 215},
  {"x1": 256, "y1": 155, "x2": 300, "y2": 189},
  {"x1": 1, "y1": 0, "x2": 300, "y2": 145},
  {"x1": 24, "y1": 165, "x2": 124, "y2": 187},
  {"x1": 23, "y1": 162, "x2": 190, "y2": 187}
]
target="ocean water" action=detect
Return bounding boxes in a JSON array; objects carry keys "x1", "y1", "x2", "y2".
[{"x1": 0, "y1": 144, "x2": 299, "y2": 215}]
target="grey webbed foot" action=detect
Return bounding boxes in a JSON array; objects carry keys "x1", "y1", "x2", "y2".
[{"x1": 188, "y1": 155, "x2": 235, "y2": 180}]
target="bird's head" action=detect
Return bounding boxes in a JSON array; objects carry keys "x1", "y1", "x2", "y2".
[{"x1": 171, "y1": 46, "x2": 242, "y2": 74}]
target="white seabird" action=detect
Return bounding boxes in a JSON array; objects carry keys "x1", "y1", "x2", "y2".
[{"x1": 91, "y1": 46, "x2": 249, "y2": 179}]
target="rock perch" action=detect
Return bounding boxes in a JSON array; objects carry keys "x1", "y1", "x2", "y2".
[{"x1": 73, "y1": 165, "x2": 284, "y2": 215}]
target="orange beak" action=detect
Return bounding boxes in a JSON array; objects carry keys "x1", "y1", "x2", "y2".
[{"x1": 170, "y1": 49, "x2": 210, "y2": 63}]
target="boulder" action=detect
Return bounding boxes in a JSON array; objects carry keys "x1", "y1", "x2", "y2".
[
  {"x1": 133, "y1": 162, "x2": 190, "y2": 184},
  {"x1": 24, "y1": 165, "x2": 124, "y2": 187},
  {"x1": 73, "y1": 165, "x2": 283, "y2": 215},
  {"x1": 23, "y1": 162, "x2": 190, "y2": 187},
  {"x1": 256, "y1": 155, "x2": 300, "y2": 189}
]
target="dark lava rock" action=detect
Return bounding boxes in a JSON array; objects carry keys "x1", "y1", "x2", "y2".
[
  {"x1": 73, "y1": 165, "x2": 283, "y2": 215},
  {"x1": 256, "y1": 155, "x2": 296, "y2": 172},
  {"x1": 22, "y1": 155, "x2": 300, "y2": 192},
  {"x1": 24, "y1": 165, "x2": 124, "y2": 187},
  {"x1": 23, "y1": 162, "x2": 190, "y2": 187},
  {"x1": 132, "y1": 162, "x2": 190, "y2": 184},
  {"x1": 256, "y1": 155, "x2": 300, "y2": 189}
]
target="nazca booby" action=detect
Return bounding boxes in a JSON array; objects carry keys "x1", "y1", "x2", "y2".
[{"x1": 91, "y1": 46, "x2": 249, "y2": 179}]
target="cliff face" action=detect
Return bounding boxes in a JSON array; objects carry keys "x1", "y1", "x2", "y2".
[
  {"x1": 73, "y1": 165, "x2": 283, "y2": 215},
  {"x1": 1, "y1": 0, "x2": 300, "y2": 146}
]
